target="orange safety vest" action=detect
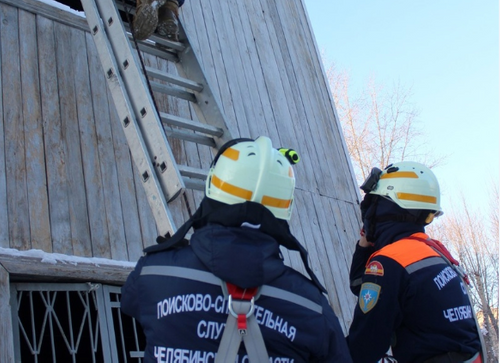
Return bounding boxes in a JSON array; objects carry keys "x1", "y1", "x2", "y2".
[{"x1": 369, "y1": 232, "x2": 440, "y2": 267}]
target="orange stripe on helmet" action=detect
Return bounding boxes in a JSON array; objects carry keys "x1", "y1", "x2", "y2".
[
  {"x1": 211, "y1": 174, "x2": 253, "y2": 200},
  {"x1": 380, "y1": 171, "x2": 418, "y2": 179},
  {"x1": 221, "y1": 147, "x2": 240, "y2": 161},
  {"x1": 397, "y1": 192, "x2": 437, "y2": 204},
  {"x1": 261, "y1": 195, "x2": 291, "y2": 209}
]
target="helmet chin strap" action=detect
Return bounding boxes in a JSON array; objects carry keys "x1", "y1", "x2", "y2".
[
  {"x1": 373, "y1": 210, "x2": 434, "y2": 226},
  {"x1": 363, "y1": 196, "x2": 379, "y2": 242},
  {"x1": 363, "y1": 196, "x2": 436, "y2": 242}
]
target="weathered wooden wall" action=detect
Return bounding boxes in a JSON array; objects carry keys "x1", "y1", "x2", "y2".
[{"x1": 0, "y1": 0, "x2": 360, "y2": 330}]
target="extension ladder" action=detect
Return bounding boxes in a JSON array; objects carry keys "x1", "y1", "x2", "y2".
[{"x1": 80, "y1": 0, "x2": 233, "y2": 237}]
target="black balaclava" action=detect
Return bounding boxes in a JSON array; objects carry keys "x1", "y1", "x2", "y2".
[{"x1": 362, "y1": 195, "x2": 428, "y2": 251}]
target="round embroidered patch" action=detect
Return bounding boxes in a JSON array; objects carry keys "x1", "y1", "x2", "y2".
[{"x1": 365, "y1": 261, "x2": 384, "y2": 276}]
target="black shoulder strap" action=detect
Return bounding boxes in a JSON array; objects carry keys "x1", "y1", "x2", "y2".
[{"x1": 143, "y1": 220, "x2": 192, "y2": 254}]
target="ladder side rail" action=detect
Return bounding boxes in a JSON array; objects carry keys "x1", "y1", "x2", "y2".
[
  {"x1": 81, "y1": 0, "x2": 177, "y2": 237},
  {"x1": 86, "y1": 0, "x2": 185, "y2": 202}
]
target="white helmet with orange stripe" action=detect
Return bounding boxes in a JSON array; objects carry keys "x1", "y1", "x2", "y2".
[
  {"x1": 205, "y1": 136, "x2": 296, "y2": 220},
  {"x1": 368, "y1": 161, "x2": 443, "y2": 217}
]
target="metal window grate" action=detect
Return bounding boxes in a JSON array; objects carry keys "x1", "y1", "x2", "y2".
[{"x1": 11, "y1": 283, "x2": 145, "y2": 362}]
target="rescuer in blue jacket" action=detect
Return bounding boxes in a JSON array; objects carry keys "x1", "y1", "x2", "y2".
[
  {"x1": 347, "y1": 162, "x2": 483, "y2": 363},
  {"x1": 121, "y1": 136, "x2": 352, "y2": 362}
]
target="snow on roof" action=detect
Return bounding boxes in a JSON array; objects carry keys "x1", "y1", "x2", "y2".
[
  {"x1": 0, "y1": 247, "x2": 136, "y2": 268},
  {"x1": 36, "y1": 0, "x2": 86, "y2": 17}
]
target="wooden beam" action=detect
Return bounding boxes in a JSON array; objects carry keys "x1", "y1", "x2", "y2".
[
  {"x1": 2, "y1": 0, "x2": 89, "y2": 32},
  {"x1": 0, "y1": 251, "x2": 135, "y2": 285},
  {"x1": 0, "y1": 264, "x2": 15, "y2": 362}
]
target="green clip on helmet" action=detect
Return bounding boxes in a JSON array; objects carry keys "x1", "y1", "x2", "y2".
[
  {"x1": 366, "y1": 161, "x2": 443, "y2": 216},
  {"x1": 205, "y1": 136, "x2": 296, "y2": 220}
]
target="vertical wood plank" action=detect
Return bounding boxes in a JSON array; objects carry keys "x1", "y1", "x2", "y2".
[
  {"x1": 286, "y1": 192, "x2": 311, "y2": 276},
  {"x1": 133, "y1": 163, "x2": 159, "y2": 250},
  {"x1": 333, "y1": 199, "x2": 360, "y2": 268},
  {"x1": 269, "y1": 2, "x2": 333, "y2": 195},
  {"x1": 258, "y1": 0, "x2": 318, "y2": 191},
  {"x1": 276, "y1": 2, "x2": 340, "y2": 197},
  {"x1": 54, "y1": 22, "x2": 89, "y2": 255},
  {"x1": 0, "y1": 5, "x2": 7, "y2": 248},
  {"x1": 320, "y1": 196, "x2": 358, "y2": 330},
  {"x1": 297, "y1": 0, "x2": 360, "y2": 192},
  {"x1": 0, "y1": 264, "x2": 14, "y2": 362},
  {"x1": 106, "y1": 88, "x2": 144, "y2": 261},
  {"x1": 86, "y1": 31, "x2": 127, "y2": 260},
  {"x1": 1, "y1": 3, "x2": 31, "y2": 250},
  {"x1": 37, "y1": 16, "x2": 72, "y2": 254},
  {"x1": 20, "y1": 9, "x2": 52, "y2": 252},
  {"x1": 243, "y1": 0, "x2": 289, "y2": 144},
  {"x1": 232, "y1": 0, "x2": 278, "y2": 141},
  {"x1": 197, "y1": 1, "x2": 240, "y2": 136},
  {"x1": 210, "y1": 0, "x2": 254, "y2": 138},
  {"x1": 73, "y1": 27, "x2": 108, "y2": 257},
  {"x1": 280, "y1": 1, "x2": 359, "y2": 202},
  {"x1": 293, "y1": 191, "x2": 328, "y2": 289},
  {"x1": 343, "y1": 201, "x2": 362, "y2": 256}
]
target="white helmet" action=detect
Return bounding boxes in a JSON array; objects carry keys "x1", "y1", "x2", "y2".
[
  {"x1": 205, "y1": 136, "x2": 296, "y2": 220},
  {"x1": 369, "y1": 161, "x2": 443, "y2": 216}
]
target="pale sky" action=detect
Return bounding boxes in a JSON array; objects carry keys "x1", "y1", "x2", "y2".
[{"x1": 303, "y1": 0, "x2": 499, "y2": 216}]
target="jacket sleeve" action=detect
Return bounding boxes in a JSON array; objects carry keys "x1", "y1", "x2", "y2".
[
  {"x1": 347, "y1": 255, "x2": 404, "y2": 363},
  {"x1": 120, "y1": 256, "x2": 146, "y2": 320},
  {"x1": 349, "y1": 242, "x2": 375, "y2": 295},
  {"x1": 316, "y1": 298, "x2": 353, "y2": 363}
]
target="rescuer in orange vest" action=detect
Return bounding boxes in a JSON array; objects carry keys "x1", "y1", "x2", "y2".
[{"x1": 347, "y1": 161, "x2": 483, "y2": 363}]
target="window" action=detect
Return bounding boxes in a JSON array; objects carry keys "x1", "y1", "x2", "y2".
[{"x1": 11, "y1": 283, "x2": 145, "y2": 362}]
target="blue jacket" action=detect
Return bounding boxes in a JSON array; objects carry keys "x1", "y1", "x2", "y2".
[
  {"x1": 121, "y1": 224, "x2": 352, "y2": 362},
  {"x1": 348, "y1": 232, "x2": 481, "y2": 363}
]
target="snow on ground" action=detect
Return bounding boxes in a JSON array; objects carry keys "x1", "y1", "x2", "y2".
[{"x1": 0, "y1": 247, "x2": 136, "y2": 268}]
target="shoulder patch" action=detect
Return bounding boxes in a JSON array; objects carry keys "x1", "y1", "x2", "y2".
[
  {"x1": 359, "y1": 282, "x2": 381, "y2": 314},
  {"x1": 365, "y1": 261, "x2": 384, "y2": 276}
]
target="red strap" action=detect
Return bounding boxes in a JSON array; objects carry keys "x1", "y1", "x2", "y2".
[
  {"x1": 226, "y1": 283, "x2": 259, "y2": 300},
  {"x1": 226, "y1": 283, "x2": 258, "y2": 333},
  {"x1": 472, "y1": 353, "x2": 482, "y2": 363},
  {"x1": 237, "y1": 314, "x2": 247, "y2": 331},
  {"x1": 408, "y1": 236, "x2": 470, "y2": 284},
  {"x1": 425, "y1": 238, "x2": 460, "y2": 266}
]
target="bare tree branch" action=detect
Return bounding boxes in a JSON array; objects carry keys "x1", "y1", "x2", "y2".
[{"x1": 324, "y1": 60, "x2": 443, "y2": 185}]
